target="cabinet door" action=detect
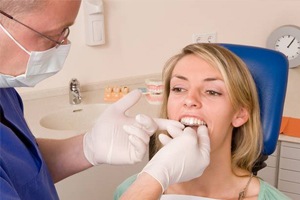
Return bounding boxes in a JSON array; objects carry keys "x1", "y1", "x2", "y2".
[
  {"x1": 278, "y1": 141, "x2": 300, "y2": 198},
  {"x1": 258, "y1": 145, "x2": 279, "y2": 187},
  {"x1": 278, "y1": 180, "x2": 300, "y2": 199}
]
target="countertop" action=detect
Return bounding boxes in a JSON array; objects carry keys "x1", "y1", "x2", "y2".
[{"x1": 22, "y1": 84, "x2": 161, "y2": 140}]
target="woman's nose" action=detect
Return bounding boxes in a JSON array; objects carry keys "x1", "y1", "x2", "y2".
[{"x1": 184, "y1": 92, "x2": 201, "y2": 108}]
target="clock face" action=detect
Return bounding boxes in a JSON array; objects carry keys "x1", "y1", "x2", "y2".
[
  {"x1": 275, "y1": 35, "x2": 300, "y2": 60},
  {"x1": 267, "y1": 25, "x2": 300, "y2": 68}
]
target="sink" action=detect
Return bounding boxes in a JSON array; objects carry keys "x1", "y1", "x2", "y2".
[{"x1": 40, "y1": 104, "x2": 109, "y2": 132}]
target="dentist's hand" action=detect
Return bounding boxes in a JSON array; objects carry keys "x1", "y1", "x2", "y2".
[
  {"x1": 141, "y1": 125, "x2": 211, "y2": 192},
  {"x1": 83, "y1": 89, "x2": 183, "y2": 165}
]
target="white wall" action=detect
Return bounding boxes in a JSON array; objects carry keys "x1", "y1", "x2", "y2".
[{"x1": 19, "y1": 0, "x2": 300, "y2": 112}]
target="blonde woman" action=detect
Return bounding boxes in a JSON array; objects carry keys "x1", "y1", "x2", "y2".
[{"x1": 115, "y1": 43, "x2": 290, "y2": 200}]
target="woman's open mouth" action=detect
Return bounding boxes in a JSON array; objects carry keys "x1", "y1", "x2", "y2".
[{"x1": 180, "y1": 117, "x2": 207, "y2": 127}]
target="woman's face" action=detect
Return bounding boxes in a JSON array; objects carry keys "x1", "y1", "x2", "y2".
[{"x1": 167, "y1": 54, "x2": 247, "y2": 151}]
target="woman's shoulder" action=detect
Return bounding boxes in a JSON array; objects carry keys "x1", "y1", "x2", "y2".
[
  {"x1": 258, "y1": 179, "x2": 291, "y2": 200},
  {"x1": 113, "y1": 174, "x2": 138, "y2": 200}
]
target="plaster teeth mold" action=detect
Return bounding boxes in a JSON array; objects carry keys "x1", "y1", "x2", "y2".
[
  {"x1": 180, "y1": 117, "x2": 206, "y2": 127},
  {"x1": 145, "y1": 78, "x2": 164, "y2": 94},
  {"x1": 145, "y1": 78, "x2": 164, "y2": 105},
  {"x1": 104, "y1": 86, "x2": 129, "y2": 102}
]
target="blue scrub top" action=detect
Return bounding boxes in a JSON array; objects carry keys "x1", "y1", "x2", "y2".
[{"x1": 0, "y1": 88, "x2": 59, "y2": 199}]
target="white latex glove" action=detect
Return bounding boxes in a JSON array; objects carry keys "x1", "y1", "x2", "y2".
[
  {"x1": 142, "y1": 125, "x2": 211, "y2": 192},
  {"x1": 83, "y1": 89, "x2": 183, "y2": 165}
]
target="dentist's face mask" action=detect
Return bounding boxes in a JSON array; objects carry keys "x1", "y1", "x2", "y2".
[{"x1": 0, "y1": 24, "x2": 71, "y2": 88}]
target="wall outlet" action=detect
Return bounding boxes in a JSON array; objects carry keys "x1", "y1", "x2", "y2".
[{"x1": 192, "y1": 32, "x2": 217, "y2": 43}]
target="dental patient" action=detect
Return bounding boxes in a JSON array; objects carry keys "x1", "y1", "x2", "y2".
[{"x1": 114, "y1": 43, "x2": 290, "y2": 200}]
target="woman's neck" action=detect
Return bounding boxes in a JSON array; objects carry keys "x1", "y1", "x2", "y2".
[{"x1": 165, "y1": 152, "x2": 254, "y2": 199}]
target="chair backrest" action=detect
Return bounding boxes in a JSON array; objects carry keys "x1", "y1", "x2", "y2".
[{"x1": 220, "y1": 43, "x2": 289, "y2": 155}]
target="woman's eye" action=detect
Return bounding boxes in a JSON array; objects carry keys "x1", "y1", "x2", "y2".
[
  {"x1": 206, "y1": 90, "x2": 221, "y2": 96},
  {"x1": 171, "y1": 87, "x2": 186, "y2": 93}
]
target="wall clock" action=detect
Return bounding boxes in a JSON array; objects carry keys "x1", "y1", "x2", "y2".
[{"x1": 266, "y1": 25, "x2": 300, "y2": 68}]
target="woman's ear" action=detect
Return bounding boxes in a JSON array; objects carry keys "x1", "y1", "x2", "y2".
[{"x1": 232, "y1": 107, "x2": 249, "y2": 127}]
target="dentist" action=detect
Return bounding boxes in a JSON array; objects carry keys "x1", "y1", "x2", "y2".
[{"x1": 0, "y1": 0, "x2": 210, "y2": 199}]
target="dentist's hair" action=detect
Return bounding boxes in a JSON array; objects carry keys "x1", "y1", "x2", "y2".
[
  {"x1": 0, "y1": 0, "x2": 48, "y2": 20},
  {"x1": 149, "y1": 43, "x2": 263, "y2": 173},
  {"x1": 0, "y1": 0, "x2": 49, "y2": 28}
]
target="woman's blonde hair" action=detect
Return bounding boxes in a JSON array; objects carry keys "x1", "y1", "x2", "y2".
[{"x1": 149, "y1": 43, "x2": 263, "y2": 173}]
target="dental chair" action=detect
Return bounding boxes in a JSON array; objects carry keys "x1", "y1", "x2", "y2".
[{"x1": 220, "y1": 43, "x2": 289, "y2": 173}]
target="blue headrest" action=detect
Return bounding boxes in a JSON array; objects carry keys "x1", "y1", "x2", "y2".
[{"x1": 220, "y1": 43, "x2": 289, "y2": 155}]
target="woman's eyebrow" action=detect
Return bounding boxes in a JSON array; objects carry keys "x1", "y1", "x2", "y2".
[
  {"x1": 171, "y1": 75, "x2": 223, "y2": 82},
  {"x1": 171, "y1": 75, "x2": 188, "y2": 81},
  {"x1": 203, "y1": 77, "x2": 223, "y2": 82}
]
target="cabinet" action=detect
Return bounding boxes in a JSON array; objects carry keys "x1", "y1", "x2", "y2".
[
  {"x1": 258, "y1": 141, "x2": 300, "y2": 199},
  {"x1": 258, "y1": 145, "x2": 279, "y2": 187},
  {"x1": 278, "y1": 142, "x2": 300, "y2": 199}
]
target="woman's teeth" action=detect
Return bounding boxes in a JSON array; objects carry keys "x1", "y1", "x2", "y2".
[{"x1": 180, "y1": 117, "x2": 207, "y2": 127}]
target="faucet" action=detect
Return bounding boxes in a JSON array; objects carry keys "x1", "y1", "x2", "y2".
[{"x1": 69, "y1": 78, "x2": 82, "y2": 104}]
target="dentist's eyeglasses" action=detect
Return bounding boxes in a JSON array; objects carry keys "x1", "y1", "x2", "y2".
[{"x1": 0, "y1": 10, "x2": 70, "y2": 48}]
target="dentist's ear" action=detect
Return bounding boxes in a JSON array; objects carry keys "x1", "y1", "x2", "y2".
[{"x1": 232, "y1": 107, "x2": 249, "y2": 127}]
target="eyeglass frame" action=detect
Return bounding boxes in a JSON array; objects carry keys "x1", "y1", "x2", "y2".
[{"x1": 0, "y1": 10, "x2": 70, "y2": 48}]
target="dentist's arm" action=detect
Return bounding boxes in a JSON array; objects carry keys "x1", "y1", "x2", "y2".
[
  {"x1": 37, "y1": 135, "x2": 90, "y2": 183},
  {"x1": 121, "y1": 125, "x2": 211, "y2": 199}
]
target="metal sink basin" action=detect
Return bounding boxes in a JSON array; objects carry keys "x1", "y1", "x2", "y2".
[{"x1": 40, "y1": 104, "x2": 109, "y2": 132}]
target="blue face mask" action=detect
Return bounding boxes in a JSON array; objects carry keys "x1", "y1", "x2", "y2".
[{"x1": 0, "y1": 23, "x2": 71, "y2": 88}]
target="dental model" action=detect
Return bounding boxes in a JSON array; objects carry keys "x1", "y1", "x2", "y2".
[
  {"x1": 145, "y1": 93, "x2": 163, "y2": 105},
  {"x1": 104, "y1": 86, "x2": 129, "y2": 102},
  {"x1": 145, "y1": 78, "x2": 163, "y2": 105},
  {"x1": 180, "y1": 117, "x2": 207, "y2": 127},
  {"x1": 145, "y1": 78, "x2": 164, "y2": 94}
]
